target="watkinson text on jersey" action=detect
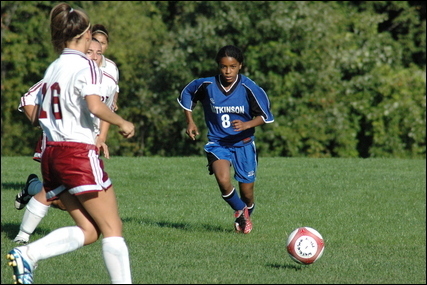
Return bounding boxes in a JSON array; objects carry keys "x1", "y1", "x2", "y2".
[{"x1": 211, "y1": 105, "x2": 245, "y2": 114}]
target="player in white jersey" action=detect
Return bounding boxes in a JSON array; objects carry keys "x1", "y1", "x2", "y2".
[
  {"x1": 92, "y1": 24, "x2": 120, "y2": 111},
  {"x1": 13, "y1": 38, "x2": 118, "y2": 245},
  {"x1": 18, "y1": 80, "x2": 46, "y2": 162},
  {"x1": 15, "y1": 80, "x2": 66, "y2": 210},
  {"x1": 7, "y1": 3, "x2": 133, "y2": 284},
  {"x1": 86, "y1": 37, "x2": 118, "y2": 154}
]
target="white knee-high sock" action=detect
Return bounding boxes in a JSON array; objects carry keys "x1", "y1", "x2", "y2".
[
  {"x1": 15, "y1": 197, "x2": 50, "y2": 241},
  {"x1": 102, "y1": 237, "x2": 132, "y2": 284},
  {"x1": 25, "y1": 226, "x2": 85, "y2": 262}
]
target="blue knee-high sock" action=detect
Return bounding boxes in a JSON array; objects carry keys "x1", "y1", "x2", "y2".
[{"x1": 222, "y1": 188, "x2": 246, "y2": 211}]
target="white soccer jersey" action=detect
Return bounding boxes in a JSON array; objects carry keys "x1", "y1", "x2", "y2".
[
  {"x1": 92, "y1": 70, "x2": 119, "y2": 135},
  {"x1": 18, "y1": 80, "x2": 43, "y2": 112},
  {"x1": 37, "y1": 48, "x2": 102, "y2": 145},
  {"x1": 101, "y1": 55, "x2": 120, "y2": 93},
  {"x1": 101, "y1": 71, "x2": 118, "y2": 109}
]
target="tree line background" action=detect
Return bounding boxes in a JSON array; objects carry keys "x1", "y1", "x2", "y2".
[{"x1": 1, "y1": 1, "x2": 425, "y2": 158}]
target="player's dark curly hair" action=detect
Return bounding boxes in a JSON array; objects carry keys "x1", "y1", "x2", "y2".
[{"x1": 215, "y1": 45, "x2": 244, "y2": 64}]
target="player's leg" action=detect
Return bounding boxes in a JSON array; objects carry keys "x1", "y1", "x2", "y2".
[
  {"x1": 50, "y1": 199, "x2": 66, "y2": 210},
  {"x1": 75, "y1": 187, "x2": 132, "y2": 283},
  {"x1": 206, "y1": 144, "x2": 245, "y2": 207},
  {"x1": 75, "y1": 187, "x2": 122, "y2": 238},
  {"x1": 14, "y1": 133, "x2": 46, "y2": 211},
  {"x1": 9, "y1": 142, "x2": 100, "y2": 277},
  {"x1": 212, "y1": 159, "x2": 246, "y2": 209},
  {"x1": 8, "y1": 142, "x2": 123, "y2": 283},
  {"x1": 59, "y1": 190, "x2": 101, "y2": 244},
  {"x1": 14, "y1": 174, "x2": 42, "y2": 210},
  {"x1": 7, "y1": 192, "x2": 97, "y2": 284},
  {"x1": 231, "y1": 142, "x2": 257, "y2": 233},
  {"x1": 14, "y1": 190, "x2": 52, "y2": 244},
  {"x1": 238, "y1": 182, "x2": 255, "y2": 214},
  {"x1": 205, "y1": 143, "x2": 246, "y2": 210},
  {"x1": 231, "y1": 180, "x2": 253, "y2": 234},
  {"x1": 234, "y1": 141, "x2": 257, "y2": 215},
  {"x1": 211, "y1": 159, "x2": 233, "y2": 195},
  {"x1": 50, "y1": 142, "x2": 131, "y2": 282},
  {"x1": 206, "y1": 146, "x2": 249, "y2": 233}
]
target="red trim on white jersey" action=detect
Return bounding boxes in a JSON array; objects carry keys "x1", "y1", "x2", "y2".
[
  {"x1": 38, "y1": 48, "x2": 103, "y2": 144},
  {"x1": 18, "y1": 80, "x2": 43, "y2": 111}
]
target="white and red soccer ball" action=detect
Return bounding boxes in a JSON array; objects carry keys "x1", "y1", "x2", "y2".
[{"x1": 286, "y1": 227, "x2": 325, "y2": 265}]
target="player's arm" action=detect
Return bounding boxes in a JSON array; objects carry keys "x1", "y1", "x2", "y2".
[
  {"x1": 23, "y1": 103, "x2": 41, "y2": 127},
  {"x1": 112, "y1": 92, "x2": 119, "y2": 111},
  {"x1": 98, "y1": 120, "x2": 110, "y2": 144},
  {"x1": 19, "y1": 80, "x2": 43, "y2": 123},
  {"x1": 22, "y1": 105, "x2": 36, "y2": 122},
  {"x1": 231, "y1": 116, "x2": 265, "y2": 132},
  {"x1": 96, "y1": 120, "x2": 111, "y2": 159},
  {"x1": 232, "y1": 85, "x2": 274, "y2": 132},
  {"x1": 85, "y1": 95, "x2": 134, "y2": 138},
  {"x1": 184, "y1": 109, "x2": 199, "y2": 140},
  {"x1": 29, "y1": 104, "x2": 40, "y2": 127}
]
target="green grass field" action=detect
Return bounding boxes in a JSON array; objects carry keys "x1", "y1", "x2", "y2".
[{"x1": 1, "y1": 156, "x2": 426, "y2": 284}]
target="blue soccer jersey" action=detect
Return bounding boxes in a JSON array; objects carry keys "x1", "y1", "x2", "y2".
[{"x1": 178, "y1": 74, "x2": 274, "y2": 145}]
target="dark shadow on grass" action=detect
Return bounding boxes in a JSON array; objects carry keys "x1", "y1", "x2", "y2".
[
  {"x1": 2, "y1": 182, "x2": 25, "y2": 191},
  {"x1": 1, "y1": 222, "x2": 51, "y2": 241},
  {"x1": 267, "y1": 263, "x2": 305, "y2": 270},
  {"x1": 122, "y1": 217, "x2": 234, "y2": 233}
]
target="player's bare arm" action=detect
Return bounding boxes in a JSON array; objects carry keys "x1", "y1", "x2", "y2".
[
  {"x1": 29, "y1": 105, "x2": 40, "y2": 127},
  {"x1": 184, "y1": 109, "x2": 199, "y2": 140},
  {"x1": 86, "y1": 95, "x2": 135, "y2": 138},
  {"x1": 96, "y1": 120, "x2": 111, "y2": 159},
  {"x1": 232, "y1": 116, "x2": 265, "y2": 132},
  {"x1": 112, "y1": 92, "x2": 119, "y2": 111},
  {"x1": 22, "y1": 105, "x2": 36, "y2": 122}
]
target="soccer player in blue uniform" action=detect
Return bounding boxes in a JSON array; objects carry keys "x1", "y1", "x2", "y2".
[{"x1": 177, "y1": 45, "x2": 274, "y2": 234}]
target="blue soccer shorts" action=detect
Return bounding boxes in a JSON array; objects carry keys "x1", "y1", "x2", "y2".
[{"x1": 204, "y1": 139, "x2": 258, "y2": 183}]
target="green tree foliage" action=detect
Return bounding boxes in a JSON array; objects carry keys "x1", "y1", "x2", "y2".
[
  {"x1": 1, "y1": 1, "x2": 425, "y2": 158},
  {"x1": 1, "y1": 1, "x2": 55, "y2": 155}
]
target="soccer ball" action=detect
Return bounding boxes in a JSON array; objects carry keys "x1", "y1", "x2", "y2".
[{"x1": 286, "y1": 227, "x2": 325, "y2": 265}]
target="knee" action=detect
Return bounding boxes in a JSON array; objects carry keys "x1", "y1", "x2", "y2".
[
  {"x1": 80, "y1": 225, "x2": 101, "y2": 245},
  {"x1": 218, "y1": 182, "x2": 234, "y2": 195},
  {"x1": 216, "y1": 175, "x2": 232, "y2": 190}
]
